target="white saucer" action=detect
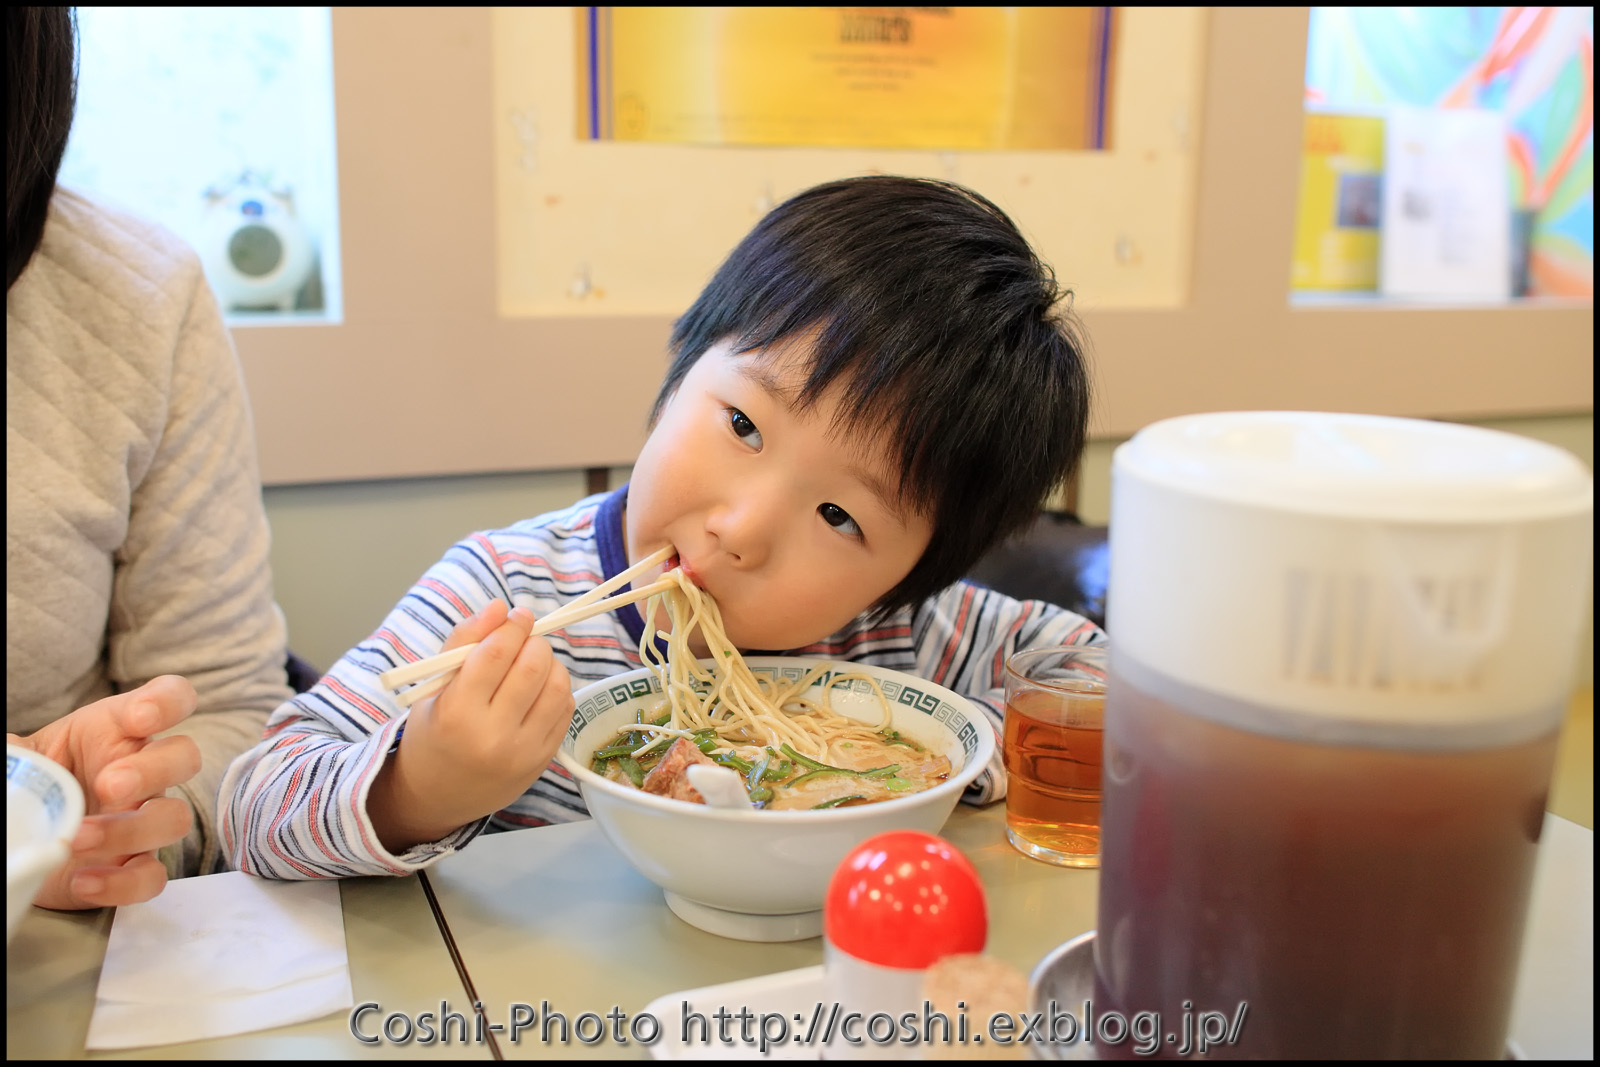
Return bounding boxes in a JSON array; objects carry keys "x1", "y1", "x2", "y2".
[
  {"x1": 663, "y1": 892, "x2": 823, "y2": 942},
  {"x1": 642, "y1": 964, "x2": 826, "y2": 1060}
]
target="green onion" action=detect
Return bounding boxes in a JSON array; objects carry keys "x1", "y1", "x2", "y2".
[
  {"x1": 812, "y1": 795, "x2": 865, "y2": 810},
  {"x1": 779, "y1": 743, "x2": 838, "y2": 773},
  {"x1": 712, "y1": 751, "x2": 753, "y2": 774},
  {"x1": 787, "y1": 767, "x2": 851, "y2": 788},
  {"x1": 788, "y1": 764, "x2": 897, "y2": 788},
  {"x1": 878, "y1": 729, "x2": 925, "y2": 752},
  {"x1": 745, "y1": 755, "x2": 774, "y2": 804},
  {"x1": 617, "y1": 755, "x2": 645, "y2": 788}
]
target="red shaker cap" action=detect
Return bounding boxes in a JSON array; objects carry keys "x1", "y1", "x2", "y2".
[{"x1": 824, "y1": 831, "x2": 987, "y2": 969}]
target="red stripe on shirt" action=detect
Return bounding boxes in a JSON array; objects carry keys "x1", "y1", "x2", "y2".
[
  {"x1": 418, "y1": 577, "x2": 472, "y2": 617},
  {"x1": 323, "y1": 675, "x2": 393, "y2": 726},
  {"x1": 374, "y1": 628, "x2": 421, "y2": 664},
  {"x1": 933, "y1": 585, "x2": 978, "y2": 682}
]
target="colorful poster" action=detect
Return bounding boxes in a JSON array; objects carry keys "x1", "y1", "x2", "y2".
[
  {"x1": 576, "y1": 7, "x2": 1116, "y2": 151},
  {"x1": 1305, "y1": 6, "x2": 1593, "y2": 298},
  {"x1": 1292, "y1": 113, "x2": 1386, "y2": 290}
]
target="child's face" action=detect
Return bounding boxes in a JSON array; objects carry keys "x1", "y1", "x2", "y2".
[{"x1": 625, "y1": 337, "x2": 934, "y2": 652}]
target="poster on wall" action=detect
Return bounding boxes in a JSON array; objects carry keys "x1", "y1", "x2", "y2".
[{"x1": 575, "y1": 7, "x2": 1117, "y2": 151}]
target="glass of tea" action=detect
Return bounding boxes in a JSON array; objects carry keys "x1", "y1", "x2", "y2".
[{"x1": 1002, "y1": 645, "x2": 1107, "y2": 867}]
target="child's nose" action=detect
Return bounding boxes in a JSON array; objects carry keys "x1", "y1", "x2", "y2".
[{"x1": 704, "y1": 485, "x2": 786, "y2": 566}]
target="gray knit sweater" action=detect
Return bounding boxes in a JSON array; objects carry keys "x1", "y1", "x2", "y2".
[{"x1": 6, "y1": 187, "x2": 292, "y2": 877}]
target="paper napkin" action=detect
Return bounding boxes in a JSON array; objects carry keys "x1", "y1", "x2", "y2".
[{"x1": 85, "y1": 870, "x2": 353, "y2": 1050}]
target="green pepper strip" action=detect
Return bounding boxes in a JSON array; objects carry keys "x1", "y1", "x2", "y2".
[
  {"x1": 617, "y1": 755, "x2": 645, "y2": 788},
  {"x1": 812, "y1": 795, "x2": 866, "y2": 810},
  {"x1": 591, "y1": 756, "x2": 610, "y2": 775}
]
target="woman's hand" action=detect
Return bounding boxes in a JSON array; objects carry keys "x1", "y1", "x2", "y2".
[
  {"x1": 367, "y1": 601, "x2": 575, "y2": 853},
  {"x1": 8, "y1": 675, "x2": 203, "y2": 910}
]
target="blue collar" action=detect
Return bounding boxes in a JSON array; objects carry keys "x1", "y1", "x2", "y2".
[{"x1": 594, "y1": 483, "x2": 662, "y2": 657}]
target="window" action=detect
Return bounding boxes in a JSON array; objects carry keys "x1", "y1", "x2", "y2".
[{"x1": 60, "y1": 6, "x2": 342, "y2": 323}]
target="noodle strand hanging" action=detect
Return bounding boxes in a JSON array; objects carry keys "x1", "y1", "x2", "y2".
[{"x1": 633, "y1": 568, "x2": 893, "y2": 762}]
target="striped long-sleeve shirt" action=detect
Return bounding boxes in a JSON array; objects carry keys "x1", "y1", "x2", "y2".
[{"x1": 219, "y1": 488, "x2": 1103, "y2": 879}]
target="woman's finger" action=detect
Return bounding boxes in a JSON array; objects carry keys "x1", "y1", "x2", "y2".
[
  {"x1": 74, "y1": 797, "x2": 193, "y2": 859},
  {"x1": 69, "y1": 852, "x2": 169, "y2": 909},
  {"x1": 94, "y1": 735, "x2": 202, "y2": 811},
  {"x1": 106, "y1": 675, "x2": 198, "y2": 740}
]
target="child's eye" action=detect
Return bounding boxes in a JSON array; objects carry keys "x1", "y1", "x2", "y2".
[
  {"x1": 819, "y1": 503, "x2": 863, "y2": 539},
  {"x1": 727, "y1": 408, "x2": 763, "y2": 449}
]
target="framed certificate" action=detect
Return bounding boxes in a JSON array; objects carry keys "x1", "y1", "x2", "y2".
[{"x1": 577, "y1": 7, "x2": 1117, "y2": 151}]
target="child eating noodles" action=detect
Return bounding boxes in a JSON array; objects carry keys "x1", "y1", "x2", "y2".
[{"x1": 221, "y1": 175, "x2": 1104, "y2": 876}]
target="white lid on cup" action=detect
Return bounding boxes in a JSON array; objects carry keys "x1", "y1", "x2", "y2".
[
  {"x1": 1108, "y1": 412, "x2": 1594, "y2": 739},
  {"x1": 1114, "y1": 411, "x2": 1592, "y2": 524}
]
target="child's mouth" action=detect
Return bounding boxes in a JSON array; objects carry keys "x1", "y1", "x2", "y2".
[{"x1": 677, "y1": 559, "x2": 706, "y2": 589}]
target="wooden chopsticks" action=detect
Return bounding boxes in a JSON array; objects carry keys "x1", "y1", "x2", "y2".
[{"x1": 379, "y1": 546, "x2": 676, "y2": 708}]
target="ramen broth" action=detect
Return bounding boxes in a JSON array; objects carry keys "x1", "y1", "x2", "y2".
[{"x1": 592, "y1": 712, "x2": 952, "y2": 810}]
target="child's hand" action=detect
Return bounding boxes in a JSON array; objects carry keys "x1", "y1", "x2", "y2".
[{"x1": 367, "y1": 600, "x2": 574, "y2": 853}]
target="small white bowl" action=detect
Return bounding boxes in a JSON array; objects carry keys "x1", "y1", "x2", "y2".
[
  {"x1": 556, "y1": 658, "x2": 995, "y2": 942},
  {"x1": 6, "y1": 744, "x2": 86, "y2": 942}
]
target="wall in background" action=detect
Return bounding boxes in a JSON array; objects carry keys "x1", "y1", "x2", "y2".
[
  {"x1": 265, "y1": 415, "x2": 1591, "y2": 689},
  {"x1": 233, "y1": 8, "x2": 1589, "y2": 486}
]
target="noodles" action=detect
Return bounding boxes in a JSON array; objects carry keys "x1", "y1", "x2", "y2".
[
  {"x1": 631, "y1": 567, "x2": 895, "y2": 763},
  {"x1": 587, "y1": 566, "x2": 954, "y2": 810}
]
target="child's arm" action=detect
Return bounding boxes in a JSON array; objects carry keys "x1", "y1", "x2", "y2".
[
  {"x1": 913, "y1": 580, "x2": 1104, "y2": 805},
  {"x1": 218, "y1": 534, "x2": 571, "y2": 878}
]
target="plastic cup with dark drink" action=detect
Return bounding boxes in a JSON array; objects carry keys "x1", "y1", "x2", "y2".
[{"x1": 1094, "y1": 412, "x2": 1592, "y2": 1059}]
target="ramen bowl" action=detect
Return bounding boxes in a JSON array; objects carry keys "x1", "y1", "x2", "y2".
[
  {"x1": 556, "y1": 658, "x2": 995, "y2": 942},
  {"x1": 7, "y1": 744, "x2": 85, "y2": 943}
]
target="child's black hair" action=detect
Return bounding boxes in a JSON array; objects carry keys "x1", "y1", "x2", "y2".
[{"x1": 654, "y1": 175, "x2": 1092, "y2": 619}]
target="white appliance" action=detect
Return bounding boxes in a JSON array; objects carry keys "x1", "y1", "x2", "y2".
[{"x1": 197, "y1": 172, "x2": 316, "y2": 311}]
